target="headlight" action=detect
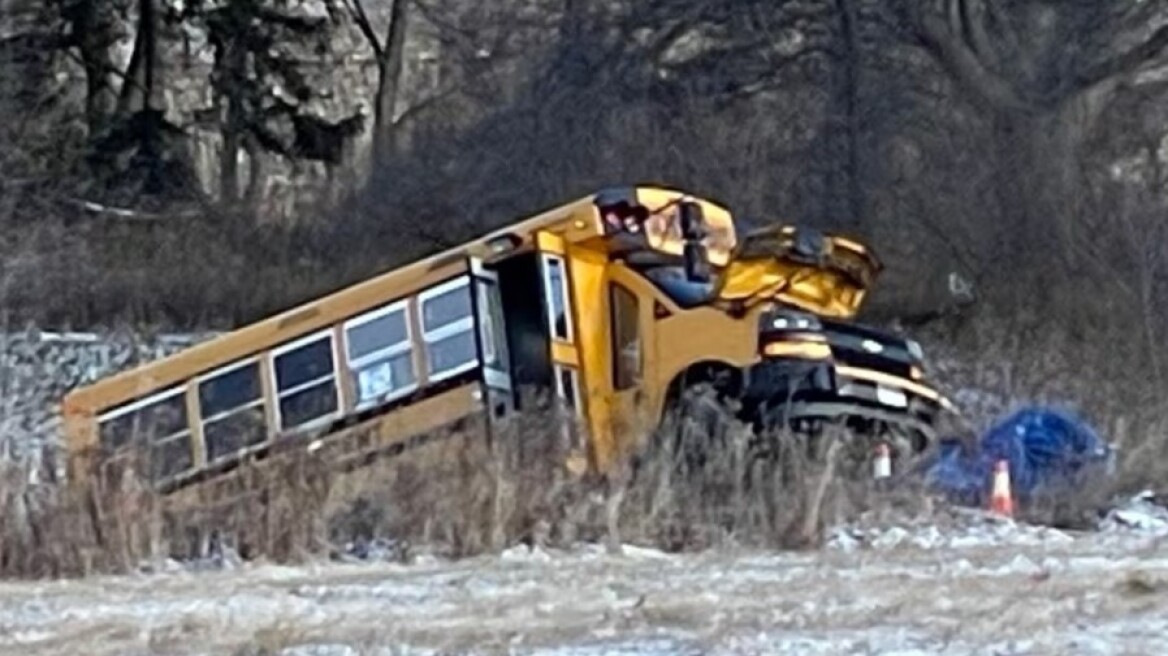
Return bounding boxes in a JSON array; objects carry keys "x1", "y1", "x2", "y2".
[{"x1": 766, "y1": 308, "x2": 822, "y2": 332}]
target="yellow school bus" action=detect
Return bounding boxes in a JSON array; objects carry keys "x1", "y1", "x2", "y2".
[{"x1": 61, "y1": 184, "x2": 955, "y2": 501}]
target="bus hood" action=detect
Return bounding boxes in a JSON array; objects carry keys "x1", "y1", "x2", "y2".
[{"x1": 717, "y1": 224, "x2": 882, "y2": 319}]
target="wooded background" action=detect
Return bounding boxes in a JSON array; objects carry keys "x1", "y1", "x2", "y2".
[{"x1": 2, "y1": 0, "x2": 1167, "y2": 419}]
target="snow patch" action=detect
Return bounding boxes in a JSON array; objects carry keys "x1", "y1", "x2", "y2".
[
  {"x1": 828, "y1": 509, "x2": 1075, "y2": 552},
  {"x1": 1100, "y1": 491, "x2": 1168, "y2": 535},
  {"x1": 500, "y1": 542, "x2": 674, "y2": 563}
]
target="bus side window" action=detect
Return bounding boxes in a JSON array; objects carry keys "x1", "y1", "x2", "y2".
[
  {"x1": 419, "y1": 276, "x2": 478, "y2": 382},
  {"x1": 271, "y1": 330, "x2": 341, "y2": 431},
  {"x1": 343, "y1": 300, "x2": 416, "y2": 409},
  {"x1": 610, "y1": 282, "x2": 642, "y2": 390},
  {"x1": 197, "y1": 359, "x2": 266, "y2": 463},
  {"x1": 97, "y1": 387, "x2": 192, "y2": 482}
]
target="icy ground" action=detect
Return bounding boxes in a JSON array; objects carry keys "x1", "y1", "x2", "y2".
[{"x1": 2, "y1": 502, "x2": 1168, "y2": 656}]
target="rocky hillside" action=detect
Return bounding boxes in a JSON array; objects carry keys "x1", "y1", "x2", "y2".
[
  {"x1": 0, "y1": 328, "x2": 218, "y2": 476},
  {"x1": 1, "y1": 0, "x2": 453, "y2": 221}
]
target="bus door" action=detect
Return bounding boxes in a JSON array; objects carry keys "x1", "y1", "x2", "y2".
[
  {"x1": 469, "y1": 257, "x2": 515, "y2": 426},
  {"x1": 534, "y1": 232, "x2": 590, "y2": 470},
  {"x1": 605, "y1": 265, "x2": 653, "y2": 458}
]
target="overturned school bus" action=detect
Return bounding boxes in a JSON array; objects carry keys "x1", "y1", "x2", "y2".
[{"x1": 61, "y1": 185, "x2": 955, "y2": 498}]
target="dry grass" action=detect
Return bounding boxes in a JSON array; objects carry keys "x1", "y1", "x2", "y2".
[
  {"x1": 0, "y1": 400, "x2": 934, "y2": 581},
  {"x1": 4, "y1": 335, "x2": 1166, "y2": 583}
]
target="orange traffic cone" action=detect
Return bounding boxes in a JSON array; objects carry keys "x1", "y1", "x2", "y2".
[
  {"x1": 989, "y1": 459, "x2": 1014, "y2": 517},
  {"x1": 873, "y1": 442, "x2": 892, "y2": 480}
]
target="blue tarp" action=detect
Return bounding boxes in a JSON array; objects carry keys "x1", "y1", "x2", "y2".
[{"x1": 923, "y1": 407, "x2": 1114, "y2": 504}]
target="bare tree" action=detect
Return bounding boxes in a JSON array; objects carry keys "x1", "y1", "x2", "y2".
[
  {"x1": 898, "y1": 1, "x2": 1168, "y2": 282},
  {"x1": 179, "y1": 0, "x2": 364, "y2": 205},
  {"x1": 57, "y1": 0, "x2": 133, "y2": 137},
  {"x1": 83, "y1": 0, "x2": 206, "y2": 209},
  {"x1": 833, "y1": 0, "x2": 864, "y2": 231},
  {"x1": 389, "y1": 0, "x2": 844, "y2": 228},
  {"x1": 348, "y1": 0, "x2": 409, "y2": 167}
]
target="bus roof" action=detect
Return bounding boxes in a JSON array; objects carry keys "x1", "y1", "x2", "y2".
[{"x1": 62, "y1": 185, "x2": 731, "y2": 417}]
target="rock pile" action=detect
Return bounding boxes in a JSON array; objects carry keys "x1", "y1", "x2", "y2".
[{"x1": 0, "y1": 327, "x2": 220, "y2": 479}]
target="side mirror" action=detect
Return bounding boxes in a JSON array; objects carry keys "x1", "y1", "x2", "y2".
[
  {"x1": 679, "y1": 201, "x2": 706, "y2": 241},
  {"x1": 684, "y1": 242, "x2": 711, "y2": 283}
]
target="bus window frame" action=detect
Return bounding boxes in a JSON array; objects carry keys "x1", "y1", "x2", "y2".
[
  {"x1": 553, "y1": 363, "x2": 584, "y2": 451},
  {"x1": 195, "y1": 356, "x2": 267, "y2": 464},
  {"x1": 417, "y1": 275, "x2": 480, "y2": 384},
  {"x1": 609, "y1": 281, "x2": 642, "y2": 391},
  {"x1": 475, "y1": 278, "x2": 499, "y2": 369},
  {"x1": 96, "y1": 385, "x2": 193, "y2": 481},
  {"x1": 540, "y1": 253, "x2": 575, "y2": 343},
  {"x1": 97, "y1": 385, "x2": 186, "y2": 427},
  {"x1": 554, "y1": 364, "x2": 583, "y2": 415},
  {"x1": 268, "y1": 328, "x2": 344, "y2": 434},
  {"x1": 341, "y1": 298, "x2": 418, "y2": 412}
]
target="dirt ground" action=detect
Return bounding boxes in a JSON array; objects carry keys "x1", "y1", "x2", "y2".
[{"x1": 1, "y1": 512, "x2": 1167, "y2": 656}]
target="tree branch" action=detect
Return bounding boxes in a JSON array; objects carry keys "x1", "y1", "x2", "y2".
[
  {"x1": 913, "y1": 0, "x2": 1043, "y2": 114},
  {"x1": 958, "y1": 0, "x2": 999, "y2": 71},
  {"x1": 62, "y1": 197, "x2": 202, "y2": 221},
  {"x1": 982, "y1": 0, "x2": 1019, "y2": 55},
  {"x1": 346, "y1": 0, "x2": 383, "y2": 59},
  {"x1": 391, "y1": 83, "x2": 462, "y2": 129},
  {"x1": 1073, "y1": 22, "x2": 1168, "y2": 95}
]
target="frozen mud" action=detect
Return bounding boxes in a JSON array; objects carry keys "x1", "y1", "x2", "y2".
[{"x1": 2, "y1": 502, "x2": 1168, "y2": 656}]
